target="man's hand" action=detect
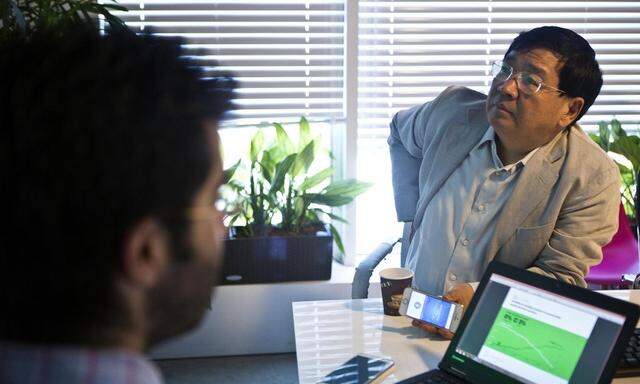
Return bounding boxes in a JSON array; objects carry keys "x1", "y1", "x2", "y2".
[{"x1": 412, "y1": 283, "x2": 474, "y2": 339}]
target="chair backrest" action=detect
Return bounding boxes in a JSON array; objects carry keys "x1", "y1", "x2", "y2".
[{"x1": 585, "y1": 203, "x2": 640, "y2": 285}]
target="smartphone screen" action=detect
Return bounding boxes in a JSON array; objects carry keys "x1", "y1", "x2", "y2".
[
  {"x1": 317, "y1": 355, "x2": 394, "y2": 384},
  {"x1": 406, "y1": 290, "x2": 456, "y2": 329}
]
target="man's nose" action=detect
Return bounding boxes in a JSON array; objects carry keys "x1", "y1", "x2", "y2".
[{"x1": 497, "y1": 76, "x2": 518, "y2": 98}]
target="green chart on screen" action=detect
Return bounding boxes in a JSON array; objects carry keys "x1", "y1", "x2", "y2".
[{"x1": 484, "y1": 308, "x2": 588, "y2": 380}]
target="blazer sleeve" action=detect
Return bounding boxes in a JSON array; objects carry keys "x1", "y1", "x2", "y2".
[
  {"x1": 527, "y1": 165, "x2": 621, "y2": 287},
  {"x1": 387, "y1": 86, "x2": 455, "y2": 222}
]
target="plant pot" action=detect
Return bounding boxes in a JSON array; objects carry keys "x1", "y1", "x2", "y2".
[{"x1": 221, "y1": 225, "x2": 333, "y2": 284}]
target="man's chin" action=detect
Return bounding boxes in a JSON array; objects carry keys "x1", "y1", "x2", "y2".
[
  {"x1": 147, "y1": 305, "x2": 210, "y2": 349},
  {"x1": 488, "y1": 112, "x2": 514, "y2": 132}
]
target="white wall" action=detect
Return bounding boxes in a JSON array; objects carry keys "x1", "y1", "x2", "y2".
[{"x1": 150, "y1": 262, "x2": 385, "y2": 359}]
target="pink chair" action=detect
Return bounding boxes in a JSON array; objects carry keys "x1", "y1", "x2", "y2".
[{"x1": 586, "y1": 203, "x2": 640, "y2": 287}]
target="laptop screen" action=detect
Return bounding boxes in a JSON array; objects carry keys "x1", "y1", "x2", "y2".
[{"x1": 452, "y1": 273, "x2": 626, "y2": 384}]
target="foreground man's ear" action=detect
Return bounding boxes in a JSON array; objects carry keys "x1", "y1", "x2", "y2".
[
  {"x1": 559, "y1": 96, "x2": 585, "y2": 129},
  {"x1": 121, "y1": 217, "x2": 171, "y2": 288}
]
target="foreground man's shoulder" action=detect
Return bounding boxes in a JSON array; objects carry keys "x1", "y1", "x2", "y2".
[
  {"x1": 422, "y1": 86, "x2": 487, "y2": 116},
  {"x1": 436, "y1": 85, "x2": 487, "y2": 102}
]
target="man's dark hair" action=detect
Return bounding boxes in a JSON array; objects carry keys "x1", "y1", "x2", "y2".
[
  {"x1": 505, "y1": 26, "x2": 603, "y2": 125},
  {"x1": 0, "y1": 28, "x2": 235, "y2": 344}
]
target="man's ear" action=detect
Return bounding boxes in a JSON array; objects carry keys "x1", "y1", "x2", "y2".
[
  {"x1": 559, "y1": 96, "x2": 585, "y2": 128},
  {"x1": 121, "y1": 217, "x2": 171, "y2": 288}
]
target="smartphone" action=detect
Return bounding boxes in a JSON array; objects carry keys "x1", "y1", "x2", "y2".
[
  {"x1": 398, "y1": 287, "x2": 463, "y2": 332},
  {"x1": 316, "y1": 354, "x2": 395, "y2": 384}
]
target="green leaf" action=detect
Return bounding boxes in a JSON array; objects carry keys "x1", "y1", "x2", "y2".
[
  {"x1": 597, "y1": 121, "x2": 610, "y2": 151},
  {"x1": 259, "y1": 161, "x2": 273, "y2": 183},
  {"x1": 617, "y1": 162, "x2": 633, "y2": 177},
  {"x1": 291, "y1": 140, "x2": 315, "y2": 177},
  {"x1": 227, "y1": 180, "x2": 245, "y2": 191},
  {"x1": 269, "y1": 154, "x2": 297, "y2": 195},
  {"x1": 621, "y1": 171, "x2": 634, "y2": 190},
  {"x1": 274, "y1": 123, "x2": 295, "y2": 155},
  {"x1": 229, "y1": 215, "x2": 241, "y2": 227},
  {"x1": 323, "y1": 180, "x2": 374, "y2": 198},
  {"x1": 310, "y1": 193, "x2": 354, "y2": 207},
  {"x1": 311, "y1": 208, "x2": 348, "y2": 224},
  {"x1": 612, "y1": 136, "x2": 640, "y2": 172},
  {"x1": 223, "y1": 160, "x2": 241, "y2": 183},
  {"x1": 306, "y1": 209, "x2": 320, "y2": 223},
  {"x1": 261, "y1": 149, "x2": 276, "y2": 172},
  {"x1": 329, "y1": 224, "x2": 345, "y2": 256},
  {"x1": 294, "y1": 196, "x2": 305, "y2": 219},
  {"x1": 250, "y1": 130, "x2": 265, "y2": 162},
  {"x1": 589, "y1": 133, "x2": 602, "y2": 149},
  {"x1": 300, "y1": 167, "x2": 334, "y2": 191},
  {"x1": 298, "y1": 116, "x2": 312, "y2": 150},
  {"x1": 266, "y1": 144, "x2": 286, "y2": 165},
  {"x1": 258, "y1": 150, "x2": 276, "y2": 183},
  {"x1": 611, "y1": 118, "x2": 627, "y2": 139}
]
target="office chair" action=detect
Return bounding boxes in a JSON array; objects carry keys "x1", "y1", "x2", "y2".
[
  {"x1": 351, "y1": 222, "x2": 412, "y2": 299},
  {"x1": 585, "y1": 203, "x2": 640, "y2": 287}
]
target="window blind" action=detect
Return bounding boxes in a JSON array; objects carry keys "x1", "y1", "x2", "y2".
[
  {"x1": 358, "y1": 0, "x2": 640, "y2": 137},
  {"x1": 113, "y1": 0, "x2": 345, "y2": 127}
]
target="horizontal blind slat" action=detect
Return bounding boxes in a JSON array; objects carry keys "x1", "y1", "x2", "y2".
[
  {"x1": 358, "y1": 0, "x2": 640, "y2": 134},
  {"x1": 117, "y1": 0, "x2": 345, "y2": 125}
]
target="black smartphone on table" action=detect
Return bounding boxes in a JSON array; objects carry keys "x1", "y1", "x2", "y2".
[{"x1": 316, "y1": 354, "x2": 395, "y2": 384}]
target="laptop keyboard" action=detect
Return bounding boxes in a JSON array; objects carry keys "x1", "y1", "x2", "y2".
[
  {"x1": 400, "y1": 329, "x2": 640, "y2": 382},
  {"x1": 617, "y1": 328, "x2": 640, "y2": 377},
  {"x1": 396, "y1": 370, "x2": 466, "y2": 384}
]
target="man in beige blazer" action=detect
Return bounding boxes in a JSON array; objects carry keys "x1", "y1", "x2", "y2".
[{"x1": 388, "y1": 26, "x2": 620, "y2": 337}]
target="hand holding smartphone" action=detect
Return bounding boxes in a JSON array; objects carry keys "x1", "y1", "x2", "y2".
[{"x1": 398, "y1": 287, "x2": 464, "y2": 332}]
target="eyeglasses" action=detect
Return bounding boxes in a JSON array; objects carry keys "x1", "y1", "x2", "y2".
[{"x1": 491, "y1": 61, "x2": 566, "y2": 96}]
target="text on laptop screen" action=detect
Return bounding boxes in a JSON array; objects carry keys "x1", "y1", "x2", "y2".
[{"x1": 454, "y1": 274, "x2": 625, "y2": 384}]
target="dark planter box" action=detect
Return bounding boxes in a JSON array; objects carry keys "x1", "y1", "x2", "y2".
[{"x1": 221, "y1": 226, "x2": 333, "y2": 284}]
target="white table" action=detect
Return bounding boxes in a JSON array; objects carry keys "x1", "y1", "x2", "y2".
[{"x1": 293, "y1": 291, "x2": 640, "y2": 384}]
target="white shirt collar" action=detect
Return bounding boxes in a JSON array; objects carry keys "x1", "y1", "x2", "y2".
[{"x1": 476, "y1": 126, "x2": 540, "y2": 171}]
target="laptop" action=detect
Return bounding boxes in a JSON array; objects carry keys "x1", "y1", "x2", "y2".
[{"x1": 398, "y1": 261, "x2": 640, "y2": 384}]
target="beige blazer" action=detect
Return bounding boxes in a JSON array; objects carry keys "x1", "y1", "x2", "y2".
[{"x1": 389, "y1": 86, "x2": 620, "y2": 287}]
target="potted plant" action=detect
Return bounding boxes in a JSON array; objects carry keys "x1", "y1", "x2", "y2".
[
  {"x1": 590, "y1": 119, "x2": 640, "y2": 235},
  {"x1": 220, "y1": 117, "x2": 372, "y2": 284},
  {"x1": 0, "y1": 0, "x2": 128, "y2": 42}
]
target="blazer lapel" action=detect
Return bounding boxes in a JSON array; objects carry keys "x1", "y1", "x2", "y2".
[
  {"x1": 413, "y1": 105, "x2": 489, "y2": 229},
  {"x1": 484, "y1": 130, "x2": 567, "y2": 262}
]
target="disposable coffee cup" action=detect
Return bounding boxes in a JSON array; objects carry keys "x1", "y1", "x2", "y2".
[{"x1": 379, "y1": 267, "x2": 414, "y2": 316}]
